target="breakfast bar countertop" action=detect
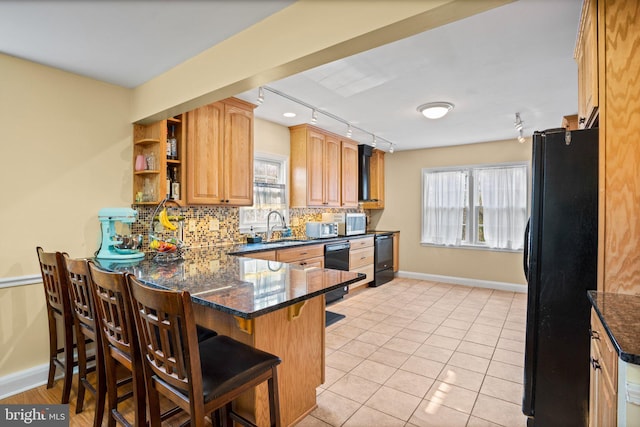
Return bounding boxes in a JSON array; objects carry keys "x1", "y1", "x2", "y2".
[
  {"x1": 95, "y1": 245, "x2": 363, "y2": 319},
  {"x1": 588, "y1": 290, "x2": 640, "y2": 365}
]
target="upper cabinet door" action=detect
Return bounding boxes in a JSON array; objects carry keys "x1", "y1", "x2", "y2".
[
  {"x1": 223, "y1": 102, "x2": 254, "y2": 206},
  {"x1": 186, "y1": 102, "x2": 224, "y2": 204},
  {"x1": 341, "y1": 140, "x2": 359, "y2": 208},
  {"x1": 306, "y1": 129, "x2": 326, "y2": 207},
  {"x1": 324, "y1": 134, "x2": 341, "y2": 207}
]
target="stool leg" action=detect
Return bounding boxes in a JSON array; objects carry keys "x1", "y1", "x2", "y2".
[
  {"x1": 104, "y1": 354, "x2": 117, "y2": 427},
  {"x1": 93, "y1": 357, "x2": 106, "y2": 427},
  {"x1": 46, "y1": 310, "x2": 57, "y2": 389},
  {"x1": 61, "y1": 318, "x2": 74, "y2": 404},
  {"x1": 75, "y1": 335, "x2": 87, "y2": 413}
]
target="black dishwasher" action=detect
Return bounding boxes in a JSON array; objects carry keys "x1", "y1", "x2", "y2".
[
  {"x1": 372, "y1": 233, "x2": 394, "y2": 287},
  {"x1": 324, "y1": 242, "x2": 350, "y2": 303}
]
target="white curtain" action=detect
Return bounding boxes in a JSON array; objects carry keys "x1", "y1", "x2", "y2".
[
  {"x1": 477, "y1": 166, "x2": 527, "y2": 249},
  {"x1": 423, "y1": 170, "x2": 467, "y2": 245}
]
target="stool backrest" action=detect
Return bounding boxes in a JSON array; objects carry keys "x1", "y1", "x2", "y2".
[
  {"x1": 64, "y1": 256, "x2": 99, "y2": 341},
  {"x1": 88, "y1": 262, "x2": 139, "y2": 367},
  {"x1": 36, "y1": 247, "x2": 71, "y2": 316},
  {"x1": 127, "y1": 275, "x2": 203, "y2": 397}
]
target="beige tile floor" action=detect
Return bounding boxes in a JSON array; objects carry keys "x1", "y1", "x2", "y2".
[{"x1": 299, "y1": 277, "x2": 528, "y2": 427}]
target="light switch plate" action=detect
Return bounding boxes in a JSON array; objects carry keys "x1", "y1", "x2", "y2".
[
  {"x1": 291, "y1": 218, "x2": 300, "y2": 227},
  {"x1": 209, "y1": 219, "x2": 219, "y2": 231},
  {"x1": 188, "y1": 220, "x2": 197, "y2": 232}
]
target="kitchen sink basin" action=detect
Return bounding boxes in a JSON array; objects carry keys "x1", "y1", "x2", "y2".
[{"x1": 263, "y1": 239, "x2": 308, "y2": 245}]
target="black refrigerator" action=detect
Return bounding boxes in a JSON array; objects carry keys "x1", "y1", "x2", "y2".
[{"x1": 522, "y1": 127, "x2": 598, "y2": 427}]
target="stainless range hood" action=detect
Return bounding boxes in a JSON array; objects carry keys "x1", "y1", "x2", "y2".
[{"x1": 358, "y1": 144, "x2": 373, "y2": 201}]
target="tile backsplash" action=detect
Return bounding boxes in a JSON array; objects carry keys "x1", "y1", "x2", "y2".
[{"x1": 132, "y1": 204, "x2": 366, "y2": 248}]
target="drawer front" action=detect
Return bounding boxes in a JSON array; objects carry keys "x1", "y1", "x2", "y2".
[
  {"x1": 591, "y1": 309, "x2": 617, "y2": 384},
  {"x1": 277, "y1": 244, "x2": 324, "y2": 263},
  {"x1": 292, "y1": 256, "x2": 324, "y2": 269},
  {"x1": 241, "y1": 250, "x2": 276, "y2": 261},
  {"x1": 350, "y1": 264, "x2": 374, "y2": 289},
  {"x1": 350, "y1": 247, "x2": 374, "y2": 269},
  {"x1": 349, "y1": 236, "x2": 374, "y2": 250}
]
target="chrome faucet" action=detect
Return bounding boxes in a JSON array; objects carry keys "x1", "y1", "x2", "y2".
[{"x1": 266, "y1": 210, "x2": 286, "y2": 242}]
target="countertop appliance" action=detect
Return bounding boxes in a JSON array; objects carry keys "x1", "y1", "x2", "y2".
[
  {"x1": 96, "y1": 207, "x2": 145, "y2": 260},
  {"x1": 321, "y1": 212, "x2": 367, "y2": 236},
  {"x1": 371, "y1": 232, "x2": 394, "y2": 287},
  {"x1": 522, "y1": 128, "x2": 598, "y2": 427},
  {"x1": 324, "y1": 241, "x2": 350, "y2": 326},
  {"x1": 306, "y1": 221, "x2": 338, "y2": 239}
]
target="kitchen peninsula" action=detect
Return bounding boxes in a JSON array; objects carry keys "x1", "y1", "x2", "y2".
[{"x1": 96, "y1": 245, "x2": 363, "y2": 427}]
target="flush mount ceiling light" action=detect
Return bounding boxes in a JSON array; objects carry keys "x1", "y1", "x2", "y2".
[
  {"x1": 283, "y1": 112, "x2": 296, "y2": 118},
  {"x1": 417, "y1": 102, "x2": 454, "y2": 119}
]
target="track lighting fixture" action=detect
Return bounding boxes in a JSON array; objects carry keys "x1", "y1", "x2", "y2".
[
  {"x1": 514, "y1": 112, "x2": 524, "y2": 132},
  {"x1": 515, "y1": 112, "x2": 525, "y2": 143},
  {"x1": 256, "y1": 87, "x2": 264, "y2": 105},
  {"x1": 257, "y1": 85, "x2": 397, "y2": 152}
]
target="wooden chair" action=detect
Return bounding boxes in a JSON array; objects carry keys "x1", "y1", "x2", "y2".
[
  {"x1": 63, "y1": 255, "x2": 104, "y2": 427},
  {"x1": 127, "y1": 274, "x2": 282, "y2": 427},
  {"x1": 36, "y1": 247, "x2": 76, "y2": 404},
  {"x1": 87, "y1": 262, "x2": 147, "y2": 427}
]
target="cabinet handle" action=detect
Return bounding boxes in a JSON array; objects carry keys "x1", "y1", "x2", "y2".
[
  {"x1": 579, "y1": 117, "x2": 586, "y2": 124},
  {"x1": 590, "y1": 329, "x2": 600, "y2": 340},
  {"x1": 591, "y1": 357, "x2": 601, "y2": 370},
  {"x1": 300, "y1": 262, "x2": 306, "y2": 266},
  {"x1": 361, "y1": 256, "x2": 367, "y2": 260}
]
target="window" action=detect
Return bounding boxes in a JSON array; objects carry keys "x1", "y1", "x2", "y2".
[
  {"x1": 239, "y1": 154, "x2": 288, "y2": 232},
  {"x1": 421, "y1": 163, "x2": 528, "y2": 250}
]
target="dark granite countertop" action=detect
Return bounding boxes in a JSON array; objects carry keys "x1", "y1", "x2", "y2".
[
  {"x1": 95, "y1": 246, "x2": 363, "y2": 319},
  {"x1": 588, "y1": 291, "x2": 640, "y2": 365},
  {"x1": 228, "y1": 232, "x2": 381, "y2": 256}
]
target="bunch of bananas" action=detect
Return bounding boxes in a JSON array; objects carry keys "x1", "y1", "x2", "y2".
[{"x1": 158, "y1": 208, "x2": 177, "y2": 231}]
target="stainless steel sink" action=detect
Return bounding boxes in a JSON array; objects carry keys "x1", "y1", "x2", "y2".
[{"x1": 264, "y1": 238, "x2": 308, "y2": 244}]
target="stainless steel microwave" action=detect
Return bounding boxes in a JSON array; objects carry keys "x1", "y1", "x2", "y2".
[
  {"x1": 321, "y1": 213, "x2": 367, "y2": 236},
  {"x1": 305, "y1": 221, "x2": 339, "y2": 239}
]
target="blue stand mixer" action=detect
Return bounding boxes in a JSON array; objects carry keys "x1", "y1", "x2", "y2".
[{"x1": 96, "y1": 207, "x2": 145, "y2": 260}]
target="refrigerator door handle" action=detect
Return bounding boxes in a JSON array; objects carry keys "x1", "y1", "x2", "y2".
[{"x1": 523, "y1": 218, "x2": 530, "y2": 280}]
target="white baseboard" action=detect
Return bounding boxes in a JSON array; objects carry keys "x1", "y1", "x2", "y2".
[
  {"x1": 396, "y1": 270, "x2": 527, "y2": 293},
  {"x1": 0, "y1": 363, "x2": 51, "y2": 400}
]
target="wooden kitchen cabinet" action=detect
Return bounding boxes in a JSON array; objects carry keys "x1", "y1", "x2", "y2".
[
  {"x1": 277, "y1": 244, "x2": 325, "y2": 268},
  {"x1": 361, "y1": 149, "x2": 385, "y2": 209},
  {"x1": 392, "y1": 232, "x2": 399, "y2": 272},
  {"x1": 341, "y1": 139, "x2": 359, "y2": 208},
  {"x1": 290, "y1": 124, "x2": 359, "y2": 208},
  {"x1": 575, "y1": 0, "x2": 598, "y2": 128},
  {"x1": 590, "y1": 309, "x2": 617, "y2": 427},
  {"x1": 132, "y1": 115, "x2": 185, "y2": 205},
  {"x1": 185, "y1": 97, "x2": 255, "y2": 206},
  {"x1": 348, "y1": 236, "x2": 374, "y2": 290}
]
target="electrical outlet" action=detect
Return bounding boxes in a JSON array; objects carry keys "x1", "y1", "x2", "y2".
[
  {"x1": 209, "y1": 219, "x2": 219, "y2": 231},
  {"x1": 188, "y1": 220, "x2": 197, "y2": 232},
  {"x1": 291, "y1": 217, "x2": 300, "y2": 227}
]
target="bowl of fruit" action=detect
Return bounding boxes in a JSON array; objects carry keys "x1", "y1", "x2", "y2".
[{"x1": 149, "y1": 236, "x2": 184, "y2": 262}]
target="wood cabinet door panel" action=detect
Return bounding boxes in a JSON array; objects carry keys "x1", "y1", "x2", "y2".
[
  {"x1": 306, "y1": 130, "x2": 326, "y2": 207},
  {"x1": 186, "y1": 103, "x2": 224, "y2": 204},
  {"x1": 341, "y1": 140, "x2": 359, "y2": 207},
  {"x1": 224, "y1": 103, "x2": 253, "y2": 205},
  {"x1": 324, "y1": 135, "x2": 341, "y2": 207}
]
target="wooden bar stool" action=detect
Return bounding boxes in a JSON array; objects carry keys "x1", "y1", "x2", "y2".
[
  {"x1": 87, "y1": 262, "x2": 147, "y2": 427},
  {"x1": 36, "y1": 247, "x2": 76, "y2": 404},
  {"x1": 127, "y1": 274, "x2": 282, "y2": 427},
  {"x1": 63, "y1": 255, "x2": 104, "y2": 427}
]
